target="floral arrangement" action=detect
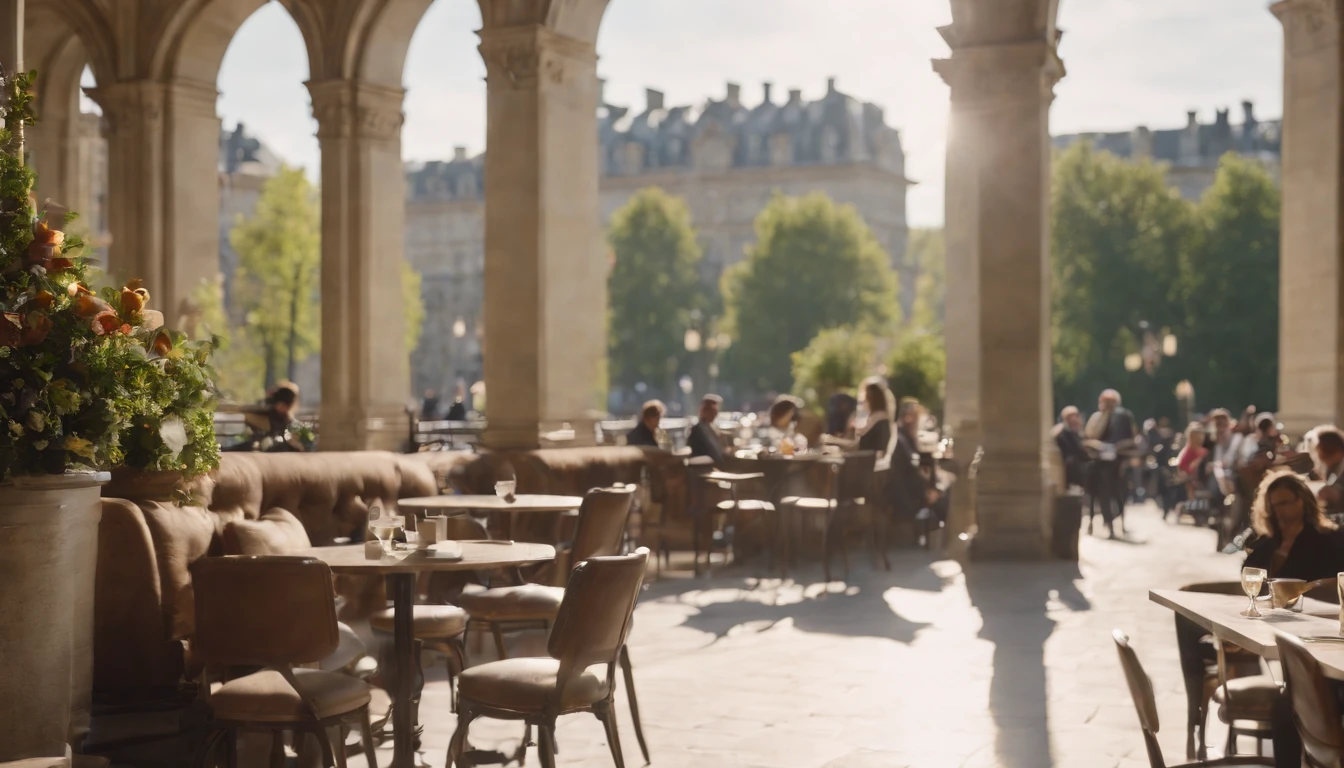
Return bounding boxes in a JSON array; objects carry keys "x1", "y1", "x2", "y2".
[{"x1": 0, "y1": 69, "x2": 220, "y2": 481}]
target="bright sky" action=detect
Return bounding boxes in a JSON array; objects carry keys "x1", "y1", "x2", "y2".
[{"x1": 215, "y1": 0, "x2": 1283, "y2": 228}]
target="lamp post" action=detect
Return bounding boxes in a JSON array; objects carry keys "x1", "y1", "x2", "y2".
[{"x1": 1125, "y1": 320, "x2": 1177, "y2": 418}]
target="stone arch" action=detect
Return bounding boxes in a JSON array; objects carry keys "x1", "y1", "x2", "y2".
[
  {"x1": 344, "y1": 0, "x2": 436, "y2": 87},
  {"x1": 27, "y1": 7, "x2": 86, "y2": 122},
  {"x1": 151, "y1": 0, "x2": 322, "y2": 85},
  {"x1": 38, "y1": 0, "x2": 114, "y2": 86},
  {"x1": 476, "y1": 0, "x2": 609, "y2": 43}
]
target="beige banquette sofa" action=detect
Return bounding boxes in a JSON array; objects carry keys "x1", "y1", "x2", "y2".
[{"x1": 93, "y1": 446, "x2": 689, "y2": 697}]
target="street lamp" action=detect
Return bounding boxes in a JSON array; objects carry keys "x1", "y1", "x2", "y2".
[
  {"x1": 452, "y1": 317, "x2": 466, "y2": 338},
  {"x1": 683, "y1": 328, "x2": 702, "y2": 352},
  {"x1": 1124, "y1": 353, "x2": 1143, "y2": 373}
]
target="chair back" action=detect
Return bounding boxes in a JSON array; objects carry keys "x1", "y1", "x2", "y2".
[
  {"x1": 440, "y1": 514, "x2": 489, "y2": 540},
  {"x1": 571, "y1": 486, "x2": 636, "y2": 563},
  {"x1": 837, "y1": 451, "x2": 878, "y2": 503},
  {"x1": 1276, "y1": 632, "x2": 1344, "y2": 768},
  {"x1": 548, "y1": 550, "x2": 648, "y2": 697},
  {"x1": 1180, "y1": 581, "x2": 1245, "y2": 596},
  {"x1": 191, "y1": 556, "x2": 339, "y2": 667},
  {"x1": 1112, "y1": 630, "x2": 1166, "y2": 768}
]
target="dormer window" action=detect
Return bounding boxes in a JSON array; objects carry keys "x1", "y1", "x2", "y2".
[{"x1": 770, "y1": 134, "x2": 792, "y2": 167}]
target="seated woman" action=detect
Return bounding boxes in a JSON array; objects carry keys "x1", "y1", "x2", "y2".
[
  {"x1": 1175, "y1": 422, "x2": 1209, "y2": 499},
  {"x1": 1244, "y1": 469, "x2": 1344, "y2": 580},
  {"x1": 825, "y1": 380, "x2": 893, "y2": 458},
  {"x1": 767, "y1": 394, "x2": 824, "y2": 451}
]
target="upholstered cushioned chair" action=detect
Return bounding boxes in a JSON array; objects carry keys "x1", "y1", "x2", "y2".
[
  {"x1": 190, "y1": 556, "x2": 377, "y2": 767},
  {"x1": 1276, "y1": 631, "x2": 1344, "y2": 768},
  {"x1": 448, "y1": 550, "x2": 650, "y2": 768}
]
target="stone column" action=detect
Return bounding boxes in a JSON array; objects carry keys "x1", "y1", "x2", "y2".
[
  {"x1": 1274, "y1": 0, "x2": 1344, "y2": 436},
  {"x1": 935, "y1": 38, "x2": 1063, "y2": 559},
  {"x1": 477, "y1": 26, "x2": 605, "y2": 449},
  {"x1": 307, "y1": 79, "x2": 412, "y2": 451}
]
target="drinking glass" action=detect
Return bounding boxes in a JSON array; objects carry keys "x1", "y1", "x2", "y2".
[
  {"x1": 1241, "y1": 566, "x2": 1267, "y2": 618},
  {"x1": 495, "y1": 480, "x2": 516, "y2": 502},
  {"x1": 369, "y1": 513, "x2": 406, "y2": 555}
]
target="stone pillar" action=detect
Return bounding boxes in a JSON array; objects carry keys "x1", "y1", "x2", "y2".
[
  {"x1": 1274, "y1": 0, "x2": 1344, "y2": 436},
  {"x1": 307, "y1": 79, "x2": 412, "y2": 451},
  {"x1": 477, "y1": 26, "x2": 605, "y2": 449},
  {"x1": 935, "y1": 38, "x2": 1063, "y2": 559},
  {"x1": 0, "y1": 0, "x2": 20, "y2": 90},
  {"x1": 162, "y1": 80, "x2": 223, "y2": 326}
]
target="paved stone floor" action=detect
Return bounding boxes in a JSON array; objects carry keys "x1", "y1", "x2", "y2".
[{"x1": 362, "y1": 504, "x2": 1253, "y2": 768}]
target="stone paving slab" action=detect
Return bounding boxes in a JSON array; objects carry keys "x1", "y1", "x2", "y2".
[{"x1": 352, "y1": 504, "x2": 1250, "y2": 767}]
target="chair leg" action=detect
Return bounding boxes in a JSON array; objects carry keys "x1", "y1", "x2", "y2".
[
  {"x1": 330, "y1": 724, "x2": 349, "y2": 768},
  {"x1": 821, "y1": 511, "x2": 833, "y2": 584},
  {"x1": 537, "y1": 721, "x2": 558, "y2": 768},
  {"x1": 359, "y1": 709, "x2": 378, "y2": 768},
  {"x1": 619, "y1": 646, "x2": 650, "y2": 765},
  {"x1": 269, "y1": 730, "x2": 286, "y2": 768},
  {"x1": 447, "y1": 707, "x2": 477, "y2": 768},
  {"x1": 192, "y1": 727, "x2": 225, "y2": 768},
  {"x1": 1224, "y1": 723, "x2": 1236, "y2": 757},
  {"x1": 839, "y1": 508, "x2": 850, "y2": 582},
  {"x1": 224, "y1": 728, "x2": 238, "y2": 768},
  {"x1": 491, "y1": 623, "x2": 509, "y2": 660},
  {"x1": 598, "y1": 706, "x2": 627, "y2": 768},
  {"x1": 446, "y1": 637, "x2": 466, "y2": 714}
]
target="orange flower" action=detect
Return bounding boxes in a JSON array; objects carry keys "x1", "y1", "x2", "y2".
[
  {"x1": 119, "y1": 324, "x2": 132, "y2": 335},
  {"x1": 20, "y1": 313, "x2": 51, "y2": 346},
  {"x1": 120, "y1": 281, "x2": 150, "y2": 317},
  {"x1": 91, "y1": 310, "x2": 121, "y2": 336},
  {"x1": 32, "y1": 220, "x2": 64, "y2": 249},
  {"x1": 48, "y1": 257, "x2": 74, "y2": 273},
  {"x1": 150, "y1": 329, "x2": 173, "y2": 356},
  {"x1": 32, "y1": 290, "x2": 54, "y2": 311},
  {"x1": 68, "y1": 282, "x2": 91, "y2": 298},
  {"x1": 75, "y1": 292, "x2": 111, "y2": 319}
]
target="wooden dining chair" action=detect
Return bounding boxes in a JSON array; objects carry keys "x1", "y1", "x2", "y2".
[
  {"x1": 449, "y1": 550, "x2": 650, "y2": 768},
  {"x1": 190, "y1": 556, "x2": 379, "y2": 768},
  {"x1": 1112, "y1": 629, "x2": 1272, "y2": 768},
  {"x1": 1275, "y1": 631, "x2": 1344, "y2": 768},
  {"x1": 779, "y1": 452, "x2": 877, "y2": 583}
]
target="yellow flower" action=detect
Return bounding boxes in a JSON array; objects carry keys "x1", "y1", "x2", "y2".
[{"x1": 64, "y1": 435, "x2": 96, "y2": 459}]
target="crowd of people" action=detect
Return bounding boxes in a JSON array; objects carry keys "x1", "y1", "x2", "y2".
[{"x1": 627, "y1": 380, "x2": 950, "y2": 542}]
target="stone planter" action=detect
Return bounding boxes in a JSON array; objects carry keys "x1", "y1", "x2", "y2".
[
  {"x1": 0, "y1": 473, "x2": 108, "y2": 765},
  {"x1": 103, "y1": 467, "x2": 183, "y2": 502}
]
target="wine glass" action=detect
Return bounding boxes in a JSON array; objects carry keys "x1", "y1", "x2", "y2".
[
  {"x1": 495, "y1": 480, "x2": 516, "y2": 502},
  {"x1": 1241, "y1": 566, "x2": 1267, "y2": 618},
  {"x1": 368, "y1": 511, "x2": 406, "y2": 555}
]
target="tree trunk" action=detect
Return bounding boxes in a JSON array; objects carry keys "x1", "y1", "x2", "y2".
[{"x1": 286, "y1": 262, "x2": 302, "y2": 382}]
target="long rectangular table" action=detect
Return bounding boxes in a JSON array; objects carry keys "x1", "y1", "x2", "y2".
[{"x1": 1149, "y1": 588, "x2": 1344, "y2": 680}]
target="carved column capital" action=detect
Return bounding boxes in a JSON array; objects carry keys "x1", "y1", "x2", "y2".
[
  {"x1": 1273, "y1": 0, "x2": 1342, "y2": 55},
  {"x1": 477, "y1": 26, "x2": 597, "y2": 92},
  {"x1": 165, "y1": 79, "x2": 220, "y2": 120},
  {"x1": 306, "y1": 80, "x2": 405, "y2": 142},
  {"x1": 85, "y1": 81, "x2": 165, "y2": 139},
  {"x1": 933, "y1": 40, "x2": 1063, "y2": 110}
]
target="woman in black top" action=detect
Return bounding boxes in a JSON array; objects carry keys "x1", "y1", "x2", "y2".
[
  {"x1": 856, "y1": 380, "x2": 893, "y2": 457},
  {"x1": 1244, "y1": 470, "x2": 1344, "y2": 580}
]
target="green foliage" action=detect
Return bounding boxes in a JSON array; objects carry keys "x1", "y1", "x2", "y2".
[
  {"x1": 790, "y1": 327, "x2": 876, "y2": 412},
  {"x1": 402, "y1": 259, "x2": 425, "y2": 356},
  {"x1": 887, "y1": 331, "x2": 946, "y2": 417},
  {"x1": 607, "y1": 188, "x2": 713, "y2": 392},
  {"x1": 230, "y1": 166, "x2": 321, "y2": 388},
  {"x1": 1050, "y1": 142, "x2": 1197, "y2": 418},
  {"x1": 722, "y1": 192, "x2": 899, "y2": 394},
  {"x1": 0, "y1": 69, "x2": 218, "y2": 479},
  {"x1": 908, "y1": 228, "x2": 945, "y2": 333},
  {"x1": 1182, "y1": 154, "x2": 1280, "y2": 412},
  {"x1": 190, "y1": 277, "x2": 265, "y2": 403}
]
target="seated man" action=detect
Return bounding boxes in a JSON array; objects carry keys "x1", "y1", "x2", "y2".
[
  {"x1": 688, "y1": 394, "x2": 725, "y2": 464},
  {"x1": 1314, "y1": 426, "x2": 1344, "y2": 518},
  {"x1": 626, "y1": 400, "x2": 665, "y2": 448}
]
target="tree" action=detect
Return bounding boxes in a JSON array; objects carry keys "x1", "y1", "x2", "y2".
[
  {"x1": 228, "y1": 167, "x2": 426, "y2": 395},
  {"x1": 229, "y1": 166, "x2": 320, "y2": 389},
  {"x1": 722, "y1": 192, "x2": 899, "y2": 395},
  {"x1": 1050, "y1": 142, "x2": 1198, "y2": 419},
  {"x1": 607, "y1": 188, "x2": 713, "y2": 395},
  {"x1": 908, "y1": 228, "x2": 945, "y2": 333},
  {"x1": 790, "y1": 327, "x2": 876, "y2": 412},
  {"x1": 189, "y1": 277, "x2": 265, "y2": 403},
  {"x1": 1181, "y1": 154, "x2": 1279, "y2": 412},
  {"x1": 887, "y1": 331, "x2": 946, "y2": 417}
]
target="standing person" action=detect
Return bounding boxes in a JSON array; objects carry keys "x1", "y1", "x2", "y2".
[
  {"x1": 445, "y1": 383, "x2": 468, "y2": 421},
  {"x1": 420, "y1": 389, "x2": 440, "y2": 420},
  {"x1": 687, "y1": 394, "x2": 725, "y2": 464},
  {"x1": 626, "y1": 400, "x2": 665, "y2": 448},
  {"x1": 1053, "y1": 406, "x2": 1089, "y2": 490},
  {"x1": 1146, "y1": 417, "x2": 1176, "y2": 516},
  {"x1": 1084, "y1": 388, "x2": 1137, "y2": 538}
]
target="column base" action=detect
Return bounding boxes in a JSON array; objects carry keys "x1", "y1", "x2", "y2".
[
  {"x1": 970, "y1": 489, "x2": 1053, "y2": 560},
  {"x1": 317, "y1": 406, "x2": 412, "y2": 452}
]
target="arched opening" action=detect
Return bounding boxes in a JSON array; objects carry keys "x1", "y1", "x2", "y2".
[{"x1": 401, "y1": 0, "x2": 485, "y2": 416}]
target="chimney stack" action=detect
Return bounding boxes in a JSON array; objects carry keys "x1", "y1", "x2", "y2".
[
  {"x1": 826, "y1": 76, "x2": 837, "y2": 94},
  {"x1": 454, "y1": 146, "x2": 467, "y2": 162},
  {"x1": 726, "y1": 82, "x2": 741, "y2": 108},
  {"x1": 788, "y1": 88, "x2": 802, "y2": 105},
  {"x1": 645, "y1": 88, "x2": 664, "y2": 112},
  {"x1": 1186, "y1": 110, "x2": 1198, "y2": 129},
  {"x1": 1242, "y1": 99, "x2": 1256, "y2": 124},
  {"x1": 762, "y1": 82, "x2": 773, "y2": 104}
]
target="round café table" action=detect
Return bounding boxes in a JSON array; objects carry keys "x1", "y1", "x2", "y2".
[
  {"x1": 297, "y1": 541, "x2": 555, "y2": 768},
  {"x1": 399, "y1": 494, "x2": 583, "y2": 541}
]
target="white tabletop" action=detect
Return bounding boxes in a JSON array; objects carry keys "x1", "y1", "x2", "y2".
[
  {"x1": 297, "y1": 541, "x2": 556, "y2": 575},
  {"x1": 398, "y1": 494, "x2": 583, "y2": 513}
]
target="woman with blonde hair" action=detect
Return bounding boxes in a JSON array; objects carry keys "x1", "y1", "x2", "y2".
[{"x1": 1243, "y1": 470, "x2": 1344, "y2": 580}]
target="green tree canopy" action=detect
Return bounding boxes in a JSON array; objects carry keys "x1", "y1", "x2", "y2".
[
  {"x1": 1050, "y1": 142, "x2": 1197, "y2": 418},
  {"x1": 790, "y1": 327, "x2": 876, "y2": 412},
  {"x1": 229, "y1": 166, "x2": 321, "y2": 389},
  {"x1": 1181, "y1": 154, "x2": 1280, "y2": 413},
  {"x1": 908, "y1": 228, "x2": 945, "y2": 334},
  {"x1": 723, "y1": 192, "x2": 899, "y2": 394},
  {"x1": 607, "y1": 187, "x2": 713, "y2": 394},
  {"x1": 887, "y1": 331, "x2": 946, "y2": 417}
]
